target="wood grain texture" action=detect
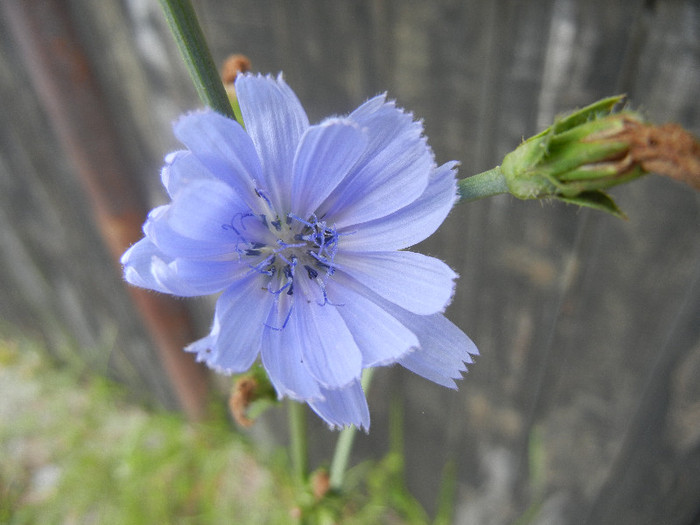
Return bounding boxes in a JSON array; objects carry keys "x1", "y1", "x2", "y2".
[{"x1": 0, "y1": 0, "x2": 698, "y2": 522}]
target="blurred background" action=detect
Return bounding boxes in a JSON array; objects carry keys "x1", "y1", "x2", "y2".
[{"x1": 1, "y1": 0, "x2": 699, "y2": 523}]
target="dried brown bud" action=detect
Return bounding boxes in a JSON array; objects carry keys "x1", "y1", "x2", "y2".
[
  {"x1": 311, "y1": 469, "x2": 331, "y2": 500},
  {"x1": 229, "y1": 376, "x2": 258, "y2": 427},
  {"x1": 616, "y1": 121, "x2": 700, "y2": 190},
  {"x1": 221, "y1": 54, "x2": 252, "y2": 85}
]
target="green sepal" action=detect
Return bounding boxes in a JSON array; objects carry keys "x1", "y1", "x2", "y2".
[
  {"x1": 549, "y1": 95, "x2": 626, "y2": 134},
  {"x1": 245, "y1": 397, "x2": 278, "y2": 420},
  {"x1": 557, "y1": 165, "x2": 645, "y2": 192},
  {"x1": 227, "y1": 91, "x2": 245, "y2": 129},
  {"x1": 557, "y1": 190, "x2": 626, "y2": 219}
]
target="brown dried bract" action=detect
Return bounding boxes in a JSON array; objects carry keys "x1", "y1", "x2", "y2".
[
  {"x1": 311, "y1": 469, "x2": 331, "y2": 500},
  {"x1": 221, "y1": 54, "x2": 252, "y2": 85},
  {"x1": 620, "y1": 120, "x2": 700, "y2": 190},
  {"x1": 229, "y1": 376, "x2": 258, "y2": 427}
]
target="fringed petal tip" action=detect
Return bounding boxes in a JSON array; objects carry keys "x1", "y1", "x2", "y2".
[
  {"x1": 185, "y1": 344, "x2": 253, "y2": 377},
  {"x1": 233, "y1": 71, "x2": 298, "y2": 99},
  {"x1": 317, "y1": 418, "x2": 370, "y2": 433},
  {"x1": 324, "y1": 421, "x2": 370, "y2": 434},
  {"x1": 184, "y1": 336, "x2": 225, "y2": 369},
  {"x1": 235, "y1": 70, "x2": 284, "y2": 82},
  {"x1": 440, "y1": 160, "x2": 461, "y2": 206},
  {"x1": 308, "y1": 380, "x2": 370, "y2": 431},
  {"x1": 389, "y1": 310, "x2": 478, "y2": 390}
]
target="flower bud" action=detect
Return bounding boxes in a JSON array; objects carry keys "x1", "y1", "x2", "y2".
[{"x1": 501, "y1": 96, "x2": 647, "y2": 217}]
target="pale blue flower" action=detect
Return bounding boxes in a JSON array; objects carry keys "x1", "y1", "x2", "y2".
[{"x1": 121, "y1": 73, "x2": 478, "y2": 430}]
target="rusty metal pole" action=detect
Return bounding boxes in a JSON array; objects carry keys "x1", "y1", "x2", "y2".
[{"x1": 4, "y1": 0, "x2": 210, "y2": 420}]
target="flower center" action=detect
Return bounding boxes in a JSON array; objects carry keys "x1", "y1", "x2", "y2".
[
  {"x1": 253, "y1": 212, "x2": 339, "y2": 299},
  {"x1": 223, "y1": 191, "x2": 343, "y2": 329}
]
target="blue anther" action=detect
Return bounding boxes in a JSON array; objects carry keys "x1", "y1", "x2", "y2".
[
  {"x1": 255, "y1": 188, "x2": 272, "y2": 207},
  {"x1": 247, "y1": 252, "x2": 277, "y2": 275},
  {"x1": 304, "y1": 265, "x2": 318, "y2": 279}
]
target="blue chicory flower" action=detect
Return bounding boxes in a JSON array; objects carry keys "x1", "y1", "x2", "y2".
[{"x1": 121, "y1": 73, "x2": 478, "y2": 430}]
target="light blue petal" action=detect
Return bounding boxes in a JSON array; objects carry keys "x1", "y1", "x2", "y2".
[
  {"x1": 150, "y1": 257, "x2": 249, "y2": 297},
  {"x1": 397, "y1": 313, "x2": 478, "y2": 388},
  {"x1": 188, "y1": 274, "x2": 273, "y2": 374},
  {"x1": 336, "y1": 278, "x2": 478, "y2": 388},
  {"x1": 145, "y1": 216, "x2": 238, "y2": 261},
  {"x1": 261, "y1": 297, "x2": 324, "y2": 401},
  {"x1": 160, "y1": 150, "x2": 214, "y2": 198},
  {"x1": 291, "y1": 119, "x2": 367, "y2": 219},
  {"x1": 294, "y1": 276, "x2": 363, "y2": 388},
  {"x1": 318, "y1": 95, "x2": 433, "y2": 227},
  {"x1": 173, "y1": 110, "x2": 263, "y2": 212},
  {"x1": 123, "y1": 236, "x2": 244, "y2": 297},
  {"x1": 236, "y1": 73, "x2": 310, "y2": 213},
  {"x1": 335, "y1": 251, "x2": 457, "y2": 315},
  {"x1": 308, "y1": 380, "x2": 370, "y2": 430},
  {"x1": 164, "y1": 178, "x2": 264, "y2": 243},
  {"x1": 185, "y1": 316, "x2": 221, "y2": 365},
  {"x1": 145, "y1": 180, "x2": 265, "y2": 260},
  {"x1": 147, "y1": 257, "x2": 213, "y2": 297},
  {"x1": 330, "y1": 272, "x2": 418, "y2": 367},
  {"x1": 339, "y1": 161, "x2": 458, "y2": 251},
  {"x1": 120, "y1": 238, "x2": 173, "y2": 294},
  {"x1": 347, "y1": 93, "x2": 387, "y2": 120}
]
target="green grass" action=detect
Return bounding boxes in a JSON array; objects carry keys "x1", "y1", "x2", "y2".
[
  {"x1": 0, "y1": 336, "x2": 444, "y2": 524},
  {"x1": 0, "y1": 337, "x2": 299, "y2": 524}
]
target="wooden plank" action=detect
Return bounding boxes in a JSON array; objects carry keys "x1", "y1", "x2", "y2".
[{"x1": 2, "y1": 0, "x2": 209, "y2": 420}]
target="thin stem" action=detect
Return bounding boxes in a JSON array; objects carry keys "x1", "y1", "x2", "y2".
[
  {"x1": 457, "y1": 166, "x2": 509, "y2": 203},
  {"x1": 329, "y1": 368, "x2": 375, "y2": 490},
  {"x1": 288, "y1": 399, "x2": 308, "y2": 482},
  {"x1": 158, "y1": 0, "x2": 236, "y2": 120}
]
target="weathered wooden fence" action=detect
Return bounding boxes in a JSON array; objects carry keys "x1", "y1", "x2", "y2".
[{"x1": 1, "y1": 1, "x2": 698, "y2": 523}]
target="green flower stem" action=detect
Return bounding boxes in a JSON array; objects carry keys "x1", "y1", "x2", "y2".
[
  {"x1": 159, "y1": 0, "x2": 237, "y2": 121},
  {"x1": 457, "y1": 166, "x2": 509, "y2": 203},
  {"x1": 288, "y1": 399, "x2": 308, "y2": 482},
  {"x1": 329, "y1": 368, "x2": 376, "y2": 491}
]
